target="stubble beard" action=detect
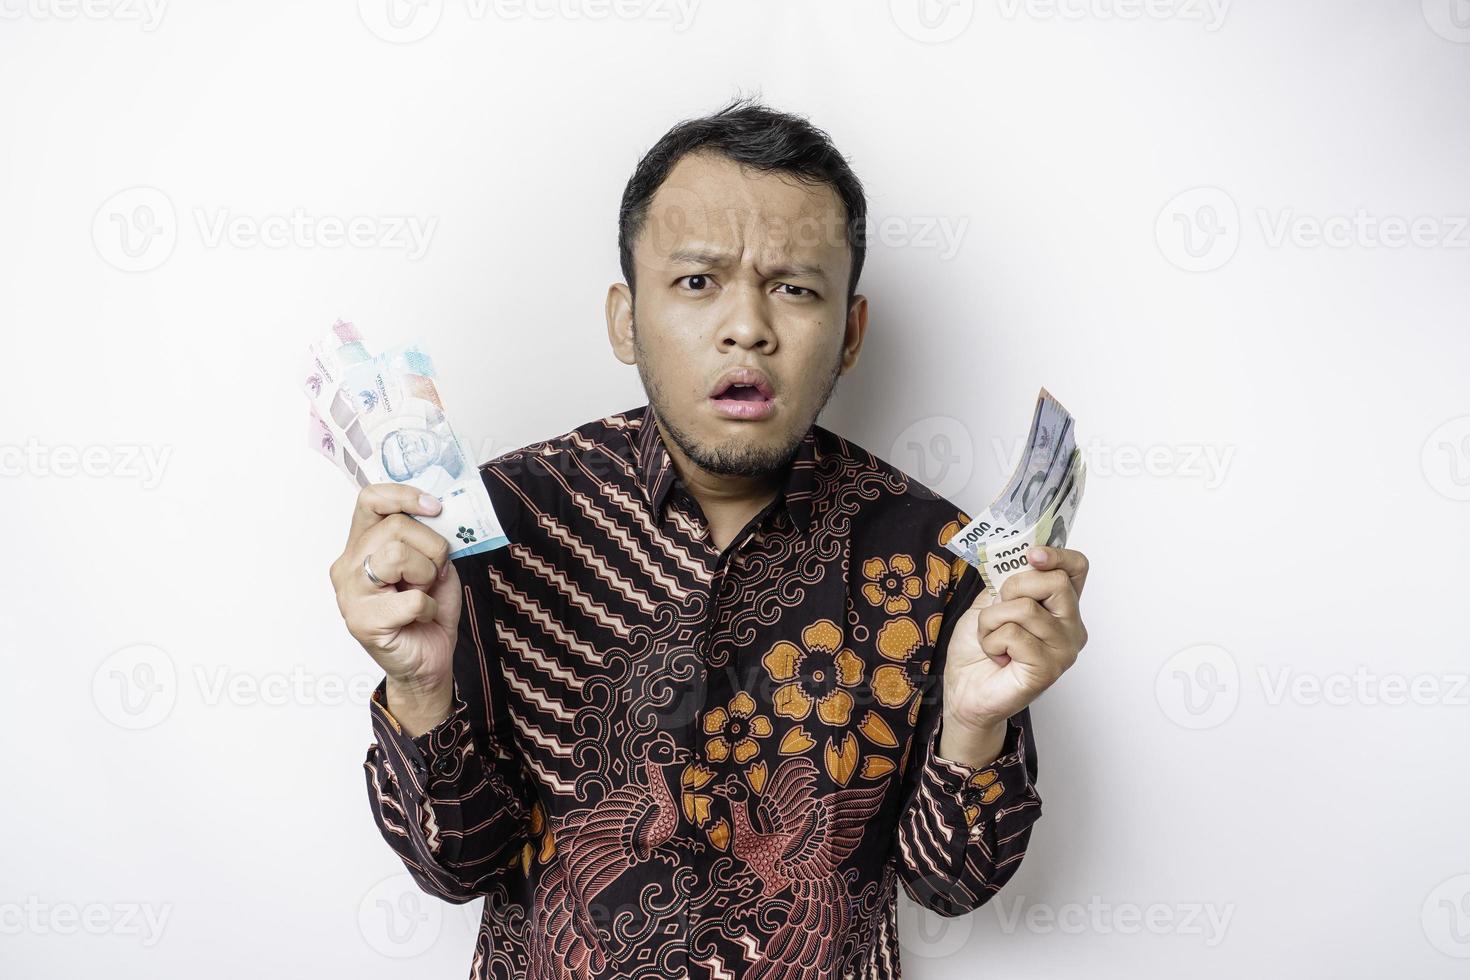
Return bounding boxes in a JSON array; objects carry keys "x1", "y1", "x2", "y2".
[{"x1": 632, "y1": 314, "x2": 844, "y2": 479}]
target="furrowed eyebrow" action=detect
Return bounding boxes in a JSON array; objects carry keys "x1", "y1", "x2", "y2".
[
  {"x1": 667, "y1": 249, "x2": 829, "y2": 283},
  {"x1": 668, "y1": 249, "x2": 736, "y2": 268},
  {"x1": 764, "y1": 263, "x2": 828, "y2": 283}
]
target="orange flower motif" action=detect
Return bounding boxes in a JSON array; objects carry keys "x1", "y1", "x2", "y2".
[
  {"x1": 924, "y1": 552, "x2": 951, "y2": 596},
  {"x1": 938, "y1": 518, "x2": 964, "y2": 548},
  {"x1": 871, "y1": 616, "x2": 932, "y2": 727},
  {"x1": 702, "y1": 691, "x2": 773, "y2": 766},
  {"x1": 861, "y1": 554, "x2": 924, "y2": 614},
  {"x1": 681, "y1": 762, "x2": 717, "y2": 826},
  {"x1": 761, "y1": 619, "x2": 866, "y2": 726},
  {"x1": 960, "y1": 768, "x2": 1005, "y2": 825}
]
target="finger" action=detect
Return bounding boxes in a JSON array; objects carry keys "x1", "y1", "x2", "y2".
[
  {"x1": 347, "y1": 483, "x2": 443, "y2": 548},
  {"x1": 1027, "y1": 546, "x2": 1089, "y2": 598},
  {"x1": 362, "y1": 540, "x2": 439, "y2": 594},
  {"x1": 978, "y1": 597, "x2": 1063, "y2": 645},
  {"x1": 980, "y1": 621, "x2": 1044, "y2": 668},
  {"x1": 358, "y1": 588, "x2": 441, "y2": 637},
  {"x1": 354, "y1": 513, "x2": 452, "y2": 582},
  {"x1": 1000, "y1": 567, "x2": 1078, "y2": 617}
]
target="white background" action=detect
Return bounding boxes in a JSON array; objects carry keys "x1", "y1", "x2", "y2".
[{"x1": 2, "y1": 1, "x2": 1468, "y2": 977}]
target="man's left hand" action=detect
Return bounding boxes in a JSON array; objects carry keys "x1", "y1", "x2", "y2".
[{"x1": 939, "y1": 546, "x2": 1090, "y2": 762}]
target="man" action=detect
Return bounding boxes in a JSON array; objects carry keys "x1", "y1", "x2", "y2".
[{"x1": 330, "y1": 97, "x2": 1090, "y2": 979}]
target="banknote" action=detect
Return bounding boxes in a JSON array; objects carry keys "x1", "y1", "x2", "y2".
[
  {"x1": 945, "y1": 388, "x2": 1076, "y2": 551},
  {"x1": 988, "y1": 387, "x2": 1075, "y2": 530},
  {"x1": 303, "y1": 321, "x2": 508, "y2": 560},
  {"x1": 976, "y1": 452, "x2": 1087, "y2": 596},
  {"x1": 308, "y1": 404, "x2": 370, "y2": 488},
  {"x1": 945, "y1": 389, "x2": 1086, "y2": 596},
  {"x1": 303, "y1": 320, "x2": 373, "y2": 464},
  {"x1": 334, "y1": 343, "x2": 508, "y2": 559}
]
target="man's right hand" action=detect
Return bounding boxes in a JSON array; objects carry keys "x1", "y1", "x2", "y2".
[{"x1": 329, "y1": 483, "x2": 460, "y2": 736}]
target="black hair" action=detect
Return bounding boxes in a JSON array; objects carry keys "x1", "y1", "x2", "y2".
[{"x1": 617, "y1": 94, "x2": 868, "y2": 310}]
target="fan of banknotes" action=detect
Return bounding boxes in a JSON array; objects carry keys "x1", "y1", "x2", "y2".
[
  {"x1": 945, "y1": 388, "x2": 1086, "y2": 598},
  {"x1": 302, "y1": 319, "x2": 508, "y2": 560}
]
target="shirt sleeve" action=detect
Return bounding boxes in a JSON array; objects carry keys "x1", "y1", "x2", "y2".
[
  {"x1": 362, "y1": 554, "x2": 535, "y2": 903},
  {"x1": 894, "y1": 555, "x2": 1044, "y2": 916}
]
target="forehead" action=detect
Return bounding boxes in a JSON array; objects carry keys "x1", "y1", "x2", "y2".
[{"x1": 639, "y1": 150, "x2": 849, "y2": 270}]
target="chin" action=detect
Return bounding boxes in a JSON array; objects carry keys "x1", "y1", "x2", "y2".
[{"x1": 686, "y1": 427, "x2": 805, "y2": 479}]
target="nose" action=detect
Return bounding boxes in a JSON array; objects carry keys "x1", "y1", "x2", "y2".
[{"x1": 714, "y1": 285, "x2": 778, "y2": 354}]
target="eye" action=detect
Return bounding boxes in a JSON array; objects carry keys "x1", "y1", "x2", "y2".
[
  {"x1": 678, "y1": 274, "x2": 713, "y2": 291},
  {"x1": 777, "y1": 283, "x2": 815, "y2": 298}
]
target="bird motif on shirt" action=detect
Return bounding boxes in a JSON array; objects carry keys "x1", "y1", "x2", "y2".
[
  {"x1": 714, "y1": 756, "x2": 889, "y2": 980},
  {"x1": 526, "y1": 733, "x2": 686, "y2": 980}
]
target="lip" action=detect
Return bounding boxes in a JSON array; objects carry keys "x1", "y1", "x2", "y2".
[{"x1": 708, "y1": 366, "x2": 777, "y2": 421}]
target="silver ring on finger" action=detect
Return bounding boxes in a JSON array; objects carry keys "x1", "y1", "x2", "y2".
[{"x1": 363, "y1": 554, "x2": 387, "y2": 588}]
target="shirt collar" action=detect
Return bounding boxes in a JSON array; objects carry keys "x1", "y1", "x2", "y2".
[{"x1": 634, "y1": 402, "x2": 817, "y2": 539}]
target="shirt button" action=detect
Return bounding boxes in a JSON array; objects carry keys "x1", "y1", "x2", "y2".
[{"x1": 431, "y1": 755, "x2": 455, "y2": 777}]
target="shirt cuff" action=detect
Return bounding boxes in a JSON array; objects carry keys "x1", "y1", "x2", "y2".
[
  {"x1": 924, "y1": 716, "x2": 1034, "y2": 839},
  {"x1": 369, "y1": 676, "x2": 475, "y2": 799}
]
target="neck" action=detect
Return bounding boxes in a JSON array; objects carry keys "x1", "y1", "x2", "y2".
[
  {"x1": 654, "y1": 417, "x2": 782, "y2": 552},
  {"x1": 728, "y1": 795, "x2": 753, "y2": 850}
]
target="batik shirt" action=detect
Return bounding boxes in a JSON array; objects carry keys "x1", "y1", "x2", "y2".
[{"x1": 363, "y1": 403, "x2": 1043, "y2": 979}]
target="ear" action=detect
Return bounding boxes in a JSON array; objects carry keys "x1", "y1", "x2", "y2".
[
  {"x1": 606, "y1": 281, "x2": 637, "y2": 365},
  {"x1": 837, "y1": 294, "x2": 869, "y2": 375}
]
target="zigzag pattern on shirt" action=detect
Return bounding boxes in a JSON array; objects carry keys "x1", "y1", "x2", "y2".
[
  {"x1": 498, "y1": 624, "x2": 586, "y2": 692},
  {"x1": 487, "y1": 567, "x2": 605, "y2": 668},
  {"x1": 511, "y1": 712, "x2": 575, "y2": 761},
  {"x1": 513, "y1": 548, "x2": 635, "y2": 636},
  {"x1": 594, "y1": 480, "x2": 709, "y2": 583},
  {"x1": 539, "y1": 508, "x2": 662, "y2": 615},
  {"x1": 524, "y1": 753, "x2": 577, "y2": 795},
  {"x1": 503, "y1": 672, "x2": 575, "y2": 723}
]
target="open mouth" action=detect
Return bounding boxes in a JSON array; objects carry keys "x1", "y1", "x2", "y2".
[
  {"x1": 709, "y1": 370, "x2": 777, "y2": 420},
  {"x1": 712, "y1": 382, "x2": 771, "y2": 402}
]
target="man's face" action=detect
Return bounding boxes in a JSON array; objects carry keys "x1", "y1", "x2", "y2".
[{"x1": 607, "y1": 150, "x2": 867, "y2": 479}]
